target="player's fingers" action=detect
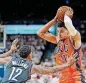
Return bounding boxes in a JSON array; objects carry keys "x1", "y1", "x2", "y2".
[
  {"x1": 72, "y1": 57, "x2": 78, "y2": 62},
  {"x1": 69, "y1": 56, "x2": 73, "y2": 60},
  {"x1": 12, "y1": 38, "x2": 19, "y2": 45},
  {"x1": 73, "y1": 52, "x2": 78, "y2": 59},
  {"x1": 67, "y1": 56, "x2": 69, "y2": 61},
  {"x1": 17, "y1": 45, "x2": 20, "y2": 49}
]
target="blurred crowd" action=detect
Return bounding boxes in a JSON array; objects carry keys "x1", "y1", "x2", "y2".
[{"x1": 5, "y1": 35, "x2": 47, "y2": 64}]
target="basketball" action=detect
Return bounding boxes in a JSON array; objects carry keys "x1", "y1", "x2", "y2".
[{"x1": 56, "y1": 6, "x2": 73, "y2": 22}]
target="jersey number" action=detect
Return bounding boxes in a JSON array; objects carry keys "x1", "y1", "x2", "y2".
[
  {"x1": 58, "y1": 44, "x2": 68, "y2": 52},
  {"x1": 9, "y1": 67, "x2": 22, "y2": 81},
  {"x1": 59, "y1": 54, "x2": 67, "y2": 63}
]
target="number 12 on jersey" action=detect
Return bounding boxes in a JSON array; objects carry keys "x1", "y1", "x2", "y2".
[{"x1": 9, "y1": 67, "x2": 22, "y2": 81}]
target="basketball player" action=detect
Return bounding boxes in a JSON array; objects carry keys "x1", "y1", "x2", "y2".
[
  {"x1": 37, "y1": 7, "x2": 85, "y2": 83},
  {"x1": 0, "y1": 39, "x2": 77, "y2": 83}
]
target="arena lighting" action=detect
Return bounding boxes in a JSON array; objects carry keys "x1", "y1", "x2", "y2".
[
  {"x1": 6, "y1": 25, "x2": 55, "y2": 34},
  {"x1": 66, "y1": 0, "x2": 70, "y2": 4},
  {"x1": 80, "y1": 24, "x2": 85, "y2": 29}
]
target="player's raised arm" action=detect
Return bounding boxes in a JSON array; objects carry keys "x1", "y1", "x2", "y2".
[
  {"x1": 0, "y1": 38, "x2": 18, "y2": 58},
  {"x1": 37, "y1": 19, "x2": 58, "y2": 44},
  {"x1": 0, "y1": 39, "x2": 19, "y2": 64},
  {"x1": 64, "y1": 10, "x2": 81, "y2": 49}
]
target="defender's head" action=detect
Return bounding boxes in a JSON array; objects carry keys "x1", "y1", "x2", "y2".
[{"x1": 18, "y1": 45, "x2": 32, "y2": 61}]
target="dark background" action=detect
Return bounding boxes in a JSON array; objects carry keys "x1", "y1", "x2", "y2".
[
  {"x1": 0, "y1": 0, "x2": 86, "y2": 23},
  {"x1": 0, "y1": 0, "x2": 86, "y2": 41}
]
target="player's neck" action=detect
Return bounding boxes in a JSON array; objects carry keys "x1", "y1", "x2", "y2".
[{"x1": 24, "y1": 58, "x2": 32, "y2": 62}]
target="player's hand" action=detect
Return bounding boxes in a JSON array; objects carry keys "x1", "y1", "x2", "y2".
[
  {"x1": 12, "y1": 38, "x2": 19, "y2": 45},
  {"x1": 65, "y1": 9, "x2": 73, "y2": 18},
  {"x1": 10, "y1": 38, "x2": 19, "y2": 52},
  {"x1": 54, "y1": 9, "x2": 64, "y2": 22},
  {"x1": 54, "y1": 10, "x2": 61, "y2": 22},
  {"x1": 67, "y1": 52, "x2": 78, "y2": 66}
]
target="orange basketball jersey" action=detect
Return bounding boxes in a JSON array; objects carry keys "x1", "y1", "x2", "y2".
[{"x1": 55, "y1": 37, "x2": 85, "y2": 83}]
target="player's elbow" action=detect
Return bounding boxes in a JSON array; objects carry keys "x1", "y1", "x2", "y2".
[
  {"x1": 37, "y1": 31, "x2": 40, "y2": 36},
  {"x1": 37, "y1": 31, "x2": 44, "y2": 38}
]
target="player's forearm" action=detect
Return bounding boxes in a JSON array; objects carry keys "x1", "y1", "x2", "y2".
[
  {"x1": 64, "y1": 15, "x2": 77, "y2": 36},
  {"x1": 37, "y1": 19, "x2": 56, "y2": 34},
  {"x1": 32, "y1": 65, "x2": 56, "y2": 75},
  {"x1": 32, "y1": 63, "x2": 69, "y2": 75},
  {"x1": 39, "y1": 63, "x2": 69, "y2": 74},
  {"x1": 52, "y1": 63, "x2": 69, "y2": 72},
  {"x1": 0, "y1": 50, "x2": 13, "y2": 58},
  {"x1": 40, "y1": 67, "x2": 56, "y2": 74}
]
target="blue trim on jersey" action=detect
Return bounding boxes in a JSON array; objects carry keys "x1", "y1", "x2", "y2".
[{"x1": 69, "y1": 38, "x2": 85, "y2": 83}]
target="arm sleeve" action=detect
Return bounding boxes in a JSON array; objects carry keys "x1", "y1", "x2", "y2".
[{"x1": 64, "y1": 15, "x2": 77, "y2": 36}]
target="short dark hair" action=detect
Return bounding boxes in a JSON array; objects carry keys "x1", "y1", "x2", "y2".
[
  {"x1": 57, "y1": 22, "x2": 64, "y2": 27},
  {"x1": 18, "y1": 45, "x2": 31, "y2": 58},
  {"x1": 57, "y1": 22, "x2": 67, "y2": 29}
]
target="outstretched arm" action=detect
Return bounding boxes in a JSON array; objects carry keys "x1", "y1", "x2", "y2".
[
  {"x1": 37, "y1": 19, "x2": 58, "y2": 44},
  {"x1": 0, "y1": 57, "x2": 11, "y2": 64},
  {"x1": 31, "y1": 63, "x2": 69, "y2": 75},
  {"x1": 31, "y1": 52, "x2": 77, "y2": 74},
  {"x1": 0, "y1": 50, "x2": 13, "y2": 58}
]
